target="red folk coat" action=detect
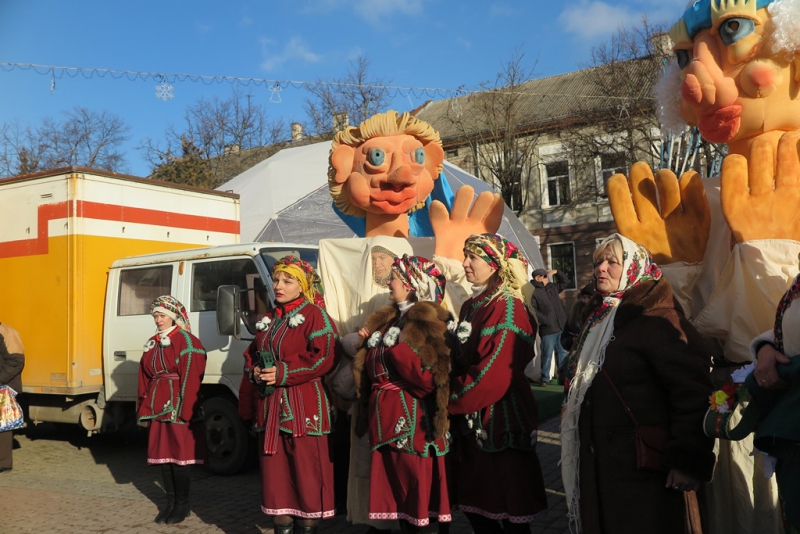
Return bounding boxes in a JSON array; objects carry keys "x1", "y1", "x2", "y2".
[
  {"x1": 449, "y1": 287, "x2": 538, "y2": 451},
  {"x1": 353, "y1": 302, "x2": 452, "y2": 457},
  {"x1": 137, "y1": 327, "x2": 206, "y2": 424},
  {"x1": 243, "y1": 297, "x2": 339, "y2": 447}
]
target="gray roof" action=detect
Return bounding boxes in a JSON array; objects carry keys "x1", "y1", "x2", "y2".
[{"x1": 415, "y1": 57, "x2": 659, "y2": 143}]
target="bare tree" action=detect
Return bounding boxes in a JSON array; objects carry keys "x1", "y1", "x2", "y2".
[
  {"x1": 560, "y1": 16, "x2": 726, "y2": 199},
  {"x1": 435, "y1": 48, "x2": 539, "y2": 214},
  {"x1": 302, "y1": 55, "x2": 392, "y2": 138},
  {"x1": 142, "y1": 87, "x2": 285, "y2": 186},
  {"x1": 0, "y1": 107, "x2": 130, "y2": 177},
  {"x1": 556, "y1": 17, "x2": 668, "y2": 201}
]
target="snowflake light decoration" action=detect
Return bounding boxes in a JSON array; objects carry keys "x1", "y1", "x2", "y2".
[{"x1": 155, "y1": 79, "x2": 174, "y2": 102}]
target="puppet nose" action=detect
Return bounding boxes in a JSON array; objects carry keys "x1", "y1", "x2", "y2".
[{"x1": 388, "y1": 165, "x2": 416, "y2": 185}]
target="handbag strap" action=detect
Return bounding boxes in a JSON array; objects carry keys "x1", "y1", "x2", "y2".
[{"x1": 600, "y1": 367, "x2": 640, "y2": 427}]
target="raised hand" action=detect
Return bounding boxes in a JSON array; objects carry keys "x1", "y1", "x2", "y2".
[
  {"x1": 607, "y1": 162, "x2": 710, "y2": 264},
  {"x1": 721, "y1": 131, "x2": 800, "y2": 242},
  {"x1": 430, "y1": 185, "x2": 504, "y2": 260}
]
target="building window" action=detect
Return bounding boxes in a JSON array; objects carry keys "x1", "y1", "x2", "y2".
[
  {"x1": 445, "y1": 148, "x2": 459, "y2": 159},
  {"x1": 545, "y1": 161, "x2": 571, "y2": 206},
  {"x1": 599, "y1": 153, "x2": 628, "y2": 196},
  {"x1": 548, "y1": 242, "x2": 577, "y2": 290}
]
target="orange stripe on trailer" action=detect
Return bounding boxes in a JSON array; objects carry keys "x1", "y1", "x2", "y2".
[
  {"x1": 0, "y1": 200, "x2": 239, "y2": 259},
  {"x1": 76, "y1": 201, "x2": 240, "y2": 234}
]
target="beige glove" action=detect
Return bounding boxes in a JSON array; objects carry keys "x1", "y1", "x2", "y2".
[
  {"x1": 607, "y1": 161, "x2": 710, "y2": 264},
  {"x1": 430, "y1": 185, "x2": 504, "y2": 261},
  {"x1": 721, "y1": 131, "x2": 800, "y2": 242}
]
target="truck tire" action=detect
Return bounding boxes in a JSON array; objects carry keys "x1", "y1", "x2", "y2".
[{"x1": 203, "y1": 397, "x2": 248, "y2": 475}]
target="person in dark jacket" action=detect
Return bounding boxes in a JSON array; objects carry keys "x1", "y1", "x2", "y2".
[
  {"x1": 0, "y1": 322, "x2": 24, "y2": 472},
  {"x1": 530, "y1": 268, "x2": 570, "y2": 386}
]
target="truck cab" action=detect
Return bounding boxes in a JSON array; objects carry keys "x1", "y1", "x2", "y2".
[{"x1": 98, "y1": 242, "x2": 319, "y2": 474}]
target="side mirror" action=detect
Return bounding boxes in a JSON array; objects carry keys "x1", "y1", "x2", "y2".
[{"x1": 216, "y1": 285, "x2": 240, "y2": 337}]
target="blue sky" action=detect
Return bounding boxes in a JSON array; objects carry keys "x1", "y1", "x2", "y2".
[{"x1": 0, "y1": 0, "x2": 686, "y2": 177}]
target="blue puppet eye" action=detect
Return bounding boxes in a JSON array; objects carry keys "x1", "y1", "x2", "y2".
[
  {"x1": 414, "y1": 148, "x2": 425, "y2": 164},
  {"x1": 718, "y1": 17, "x2": 755, "y2": 46},
  {"x1": 675, "y1": 49, "x2": 691, "y2": 70},
  {"x1": 367, "y1": 148, "x2": 385, "y2": 166}
]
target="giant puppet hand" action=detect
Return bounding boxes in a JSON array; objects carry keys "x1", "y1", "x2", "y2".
[
  {"x1": 607, "y1": 162, "x2": 710, "y2": 264},
  {"x1": 430, "y1": 186, "x2": 504, "y2": 261},
  {"x1": 721, "y1": 131, "x2": 800, "y2": 243}
]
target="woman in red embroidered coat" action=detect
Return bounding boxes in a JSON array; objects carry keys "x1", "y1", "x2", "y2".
[
  {"x1": 137, "y1": 295, "x2": 207, "y2": 525},
  {"x1": 449, "y1": 234, "x2": 548, "y2": 534},
  {"x1": 352, "y1": 255, "x2": 452, "y2": 534},
  {"x1": 244, "y1": 255, "x2": 339, "y2": 534}
]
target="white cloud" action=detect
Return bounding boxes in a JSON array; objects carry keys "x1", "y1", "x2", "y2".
[
  {"x1": 558, "y1": 1, "x2": 640, "y2": 40},
  {"x1": 260, "y1": 37, "x2": 323, "y2": 72}
]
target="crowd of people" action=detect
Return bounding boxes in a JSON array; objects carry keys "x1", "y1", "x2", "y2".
[
  {"x1": 224, "y1": 231, "x2": 794, "y2": 534},
  {"x1": 5, "y1": 231, "x2": 797, "y2": 533}
]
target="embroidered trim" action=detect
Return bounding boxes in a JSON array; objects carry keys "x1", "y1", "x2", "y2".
[
  {"x1": 261, "y1": 507, "x2": 336, "y2": 519},
  {"x1": 456, "y1": 505, "x2": 547, "y2": 523}
]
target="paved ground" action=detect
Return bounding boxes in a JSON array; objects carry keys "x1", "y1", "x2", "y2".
[{"x1": 0, "y1": 415, "x2": 568, "y2": 534}]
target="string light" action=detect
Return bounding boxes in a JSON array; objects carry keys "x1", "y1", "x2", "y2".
[{"x1": 0, "y1": 61, "x2": 651, "y2": 102}]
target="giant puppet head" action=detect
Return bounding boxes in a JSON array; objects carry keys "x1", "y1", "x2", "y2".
[
  {"x1": 668, "y1": 0, "x2": 800, "y2": 149},
  {"x1": 328, "y1": 110, "x2": 445, "y2": 237}
]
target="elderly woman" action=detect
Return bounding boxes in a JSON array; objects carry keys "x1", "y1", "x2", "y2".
[
  {"x1": 448, "y1": 233, "x2": 548, "y2": 534},
  {"x1": 244, "y1": 255, "x2": 339, "y2": 534},
  {"x1": 351, "y1": 255, "x2": 452, "y2": 534},
  {"x1": 560, "y1": 234, "x2": 715, "y2": 534},
  {"x1": 137, "y1": 295, "x2": 207, "y2": 525}
]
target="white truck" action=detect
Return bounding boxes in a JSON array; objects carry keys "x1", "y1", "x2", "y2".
[{"x1": 0, "y1": 168, "x2": 318, "y2": 474}]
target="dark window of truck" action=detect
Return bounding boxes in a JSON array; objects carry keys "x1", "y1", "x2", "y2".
[
  {"x1": 118, "y1": 266, "x2": 174, "y2": 316},
  {"x1": 192, "y1": 258, "x2": 264, "y2": 313},
  {"x1": 259, "y1": 248, "x2": 319, "y2": 273}
]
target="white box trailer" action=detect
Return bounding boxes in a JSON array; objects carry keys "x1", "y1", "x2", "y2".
[{"x1": 0, "y1": 167, "x2": 318, "y2": 473}]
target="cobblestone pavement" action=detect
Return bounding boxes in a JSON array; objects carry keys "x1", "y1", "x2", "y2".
[{"x1": 0, "y1": 416, "x2": 568, "y2": 534}]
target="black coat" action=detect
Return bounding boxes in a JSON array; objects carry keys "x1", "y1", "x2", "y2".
[
  {"x1": 0, "y1": 323, "x2": 24, "y2": 393},
  {"x1": 530, "y1": 271, "x2": 569, "y2": 336}
]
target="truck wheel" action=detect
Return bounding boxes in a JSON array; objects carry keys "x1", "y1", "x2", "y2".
[{"x1": 203, "y1": 397, "x2": 248, "y2": 475}]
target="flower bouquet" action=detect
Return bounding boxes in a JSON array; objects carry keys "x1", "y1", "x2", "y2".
[{"x1": 703, "y1": 362, "x2": 760, "y2": 440}]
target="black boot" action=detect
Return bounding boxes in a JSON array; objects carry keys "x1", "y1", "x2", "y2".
[
  {"x1": 398, "y1": 520, "x2": 420, "y2": 534},
  {"x1": 274, "y1": 522, "x2": 294, "y2": 534},
  {"x1": 154, "y1": 464, "x2": 175, "y2": 524},
  {"x1": 166, "y1": 465, "x2": 191, "y2": 524}
]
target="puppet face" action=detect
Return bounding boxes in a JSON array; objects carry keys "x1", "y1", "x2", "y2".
[
  {"x1": 342, "y1": 134, "x2": 437, "y2": 216},
  {"x1": 672, "y1": 4, "x2": 800, "y2": 144}
]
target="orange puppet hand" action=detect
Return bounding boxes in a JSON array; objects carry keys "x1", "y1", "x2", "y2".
[
  {"x1": 430, "y1": 186, "x2": 504, "y2": 261},
  {"x1": 721, "y1": 131, "x2": 800, "y2": 243},
  {"x1": 607, "y1": 161, "x2": 710, "y2": 264}
]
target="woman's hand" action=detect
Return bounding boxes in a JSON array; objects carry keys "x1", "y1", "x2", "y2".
[
  {"x1": 755, "y1": 344, "x2": 790, "y2": 390},
  {"x1": 666, "y1": 468, "x2": 700, "y2": 492},
  {"x1": 253, "y1": 365, "x2": 263, "y2": 383},
  {"x1": 358, "y1": 327, "x2": 370, "y2": 338},
  {"x1": 259, "y1": 366, "x2": 278, "y2": 386}
]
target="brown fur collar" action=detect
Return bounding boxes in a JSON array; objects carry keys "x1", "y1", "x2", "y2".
[{"x1": 352, "y1": 301, "x2": 453, "y2": 440}]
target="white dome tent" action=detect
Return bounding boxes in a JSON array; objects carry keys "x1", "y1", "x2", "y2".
[{"x1": 218, "y1": 141, "x2": 543, "y2": 268}]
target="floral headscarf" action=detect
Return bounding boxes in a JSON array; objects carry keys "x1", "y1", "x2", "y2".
[
  {"x1": 560, "y1": 233, "x2": 661, "y2": 533},
  {"x1": 392, "y1": 254, "x2": 446, "y2": 304},
  {"x1": 463, "y1": 233, "x2": 529, "y2": 298},
  {"x1": 273, "y1": 255, "x2": 326, "y2": 309},
  {"x1": 150, "y1": 295, "x2": 191, "y2": 333}
]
